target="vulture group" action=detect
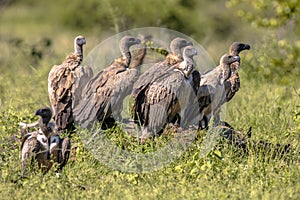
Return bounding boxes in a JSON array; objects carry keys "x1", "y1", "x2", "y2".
[{"x1": 19, "y1": 34, "x2": 251, "y2": 175}]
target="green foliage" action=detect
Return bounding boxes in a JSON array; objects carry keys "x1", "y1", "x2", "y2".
[
  {"x1": 227, "y1": 0, "x2": 300, "y2": 29},
  {"x1": 241, "y1": 35, "x2": 300, "y2": 84},
  {"x1": 0, "y1": 35, "x2": 58, "y2": 110},
  {"x1": 0, "y1": 82, "x2": 299, "y2": 199},
  {"x1": 227, "y1": 0, "x2": 299, "y2": 83}
]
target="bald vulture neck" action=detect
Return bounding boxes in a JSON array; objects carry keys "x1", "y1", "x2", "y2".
[
  {"x1": 230, "y1": 50, "x2": 239, "y2": 56},
  {"x1": 179, "y1": 55, "x2": 194, "y2": 78},
  {"x1": 170, "y1": 43, "x2": 182, "y2": 58},
  {"x1": 39, "y1": 116, "x2": 51, "y2": 136},
  {"x1": 74, "y1": 43, "x2": 83, "y2": 62},
  {"x1": 220, "y1": 63, "x2": 231, "y2": 84},
  {"x1": 120, "y1": 42, "x2": 131, "y2": 67}
]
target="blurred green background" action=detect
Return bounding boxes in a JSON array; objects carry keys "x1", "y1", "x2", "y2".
[{"x1": 1, "y1": 0, "x2": 299, "y2": 80}]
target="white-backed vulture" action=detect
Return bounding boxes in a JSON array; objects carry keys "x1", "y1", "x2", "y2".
[
  {"x1": 136, "y1": 46, "x2": 198, "y2": 139},
  {"x1": 48, "y1": 35, "x2": 93, "y2": 132},
  {"x1": 73, "y1": 36, "x2": 142, "y2": 129},
  {"x1": 21, "y1": 107, "x2": 71, "y2": 176},
  {"x1": 35, "y1": 107, "x2": 71, "y2": 175},
  {"x1": 197, "y1": 54, "x2": 241, "y2": 128},
  {"x1": 21, "y1": 107, "x2": 54, "y2": 175},
  {"x1": 131, "y1": 37, "x2": 193, "y2": 122}
]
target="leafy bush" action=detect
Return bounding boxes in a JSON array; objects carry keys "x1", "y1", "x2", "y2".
[{"x1": 227, "y1": 0, "x2": 300, "y2": 83}]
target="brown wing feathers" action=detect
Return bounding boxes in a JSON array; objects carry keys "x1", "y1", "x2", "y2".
[
  {"x1": 48, "y1": 35, "x2": 93, "y2": 132},
  {"x1": 73, "y1": 36, "x2": 141, "y2": 129}
]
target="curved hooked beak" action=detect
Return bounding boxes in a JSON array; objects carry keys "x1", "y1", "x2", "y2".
[
  {"x1": 233, "y1": 55, "x2": 240, "y2": 62},
  {"x1": 244, "y1": 44, "x2": 251, "y2": 50},
  {"x1": 192, "y1": 48, "x2": 198, "y2": 56},
  {"x1": 35, "y1": 109, "x2": 42, "y2": 116},
  {"x1": 82, "y1": 38, "x2": 86, "y2": 45}
]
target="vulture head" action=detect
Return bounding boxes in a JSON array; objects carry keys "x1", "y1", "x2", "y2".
[
  {"x1": 170, "y1": 37, "x2": 193, "y2": 57},
  {"x1": 119, "y1": 36, "x2": 141, "y2": 66},
  {"x1": 229, "y1": 42, "x2": 251, "y2": 56},
  {"x1": 183, "y1": 46, "x2": 198, "y2": 58},
  {"x1": 220, "y1": 54, "x2": 240, "y2": 66},
  {"x1": 74, "y1": 35, "x2": 86, "y2": 59},
  {"x1": 35, "y1": 107, "x2": 53, "y2": 136},
  {"x1": 35, "y1": 107, "x2": 52, "y2": 125},
  {"x1": 179, "y1": 46, "x2": 197, "y2": 78},
  {"x1": 119, "y1": 36, "x2": 141, "y2": 54},
  {"x1": 219, "y1": 54, "x2": 240, "y2": 84},
  {"x1": 74, "y1": 35, "x2": 86, "y2": 47}
]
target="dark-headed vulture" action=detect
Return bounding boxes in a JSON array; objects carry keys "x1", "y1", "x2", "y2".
[
  {"x1": 21, "y1": 107, "x2": 54, "y2": 175},
  {"x1": 48, "y1": 35, "x2": 93, "y2": 133},
  {"x1": 21, "y1": 107, "x2": 71, "y2": 176},
  {"x1": 134, "y1": 46, "x2": 198, "y2": 140},
  {"x1": 73, "y1": 36, "x2": 142, "y2": 129}
]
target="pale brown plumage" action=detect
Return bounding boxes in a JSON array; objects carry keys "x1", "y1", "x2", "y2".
[
  {"x1": 48, "y1": 35, "x2": 93, "y2": 132},
  {"x1": 132, "y1": 37, "x2": 193, "y2": 122},
  {"x1": 197, "y1": 54, "x2": 241, "y2": 128},
  {"x1": 134, "y1": 46, "x2": 198, "y2": 139},
  {"x1": 73, "y1": 36, "x2": 142, "y2": 129}
]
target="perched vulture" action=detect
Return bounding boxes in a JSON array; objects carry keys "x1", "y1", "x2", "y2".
[
  {"x1": 21, "y1": 107, "x2": 71, "y2": 176},
  {"x1": 198, "y1": 42, "x2": 250, "y2": 129},
  {"x1": 135, "y1": 46, "x2": 198, "y2": 139},
  {"x1": 48, "y1": 35, "x2": 93, "y2": 132},
  {"x1": 73, "y1": 36, "x2": 142, "y2": 129},
  {"x1": 197, "y1": 54, "x2": 240, "y2": 128},
  {"x1": 132, "y1": 37, "x2": 193, "y2": 121},
  {"x1": 20, "y1": 107, "x2": 54, "y2": 175},
  {"x1": 35, "y1": 107, "x2": 71, "y2": 175}
]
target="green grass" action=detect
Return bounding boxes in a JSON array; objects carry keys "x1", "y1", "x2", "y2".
[
  {"x1": 0, "y1": 2, "x2": 299, "y2": 200},
  {"x1": 1, "y1": 53, "x2": 299, "y2": 199}
]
